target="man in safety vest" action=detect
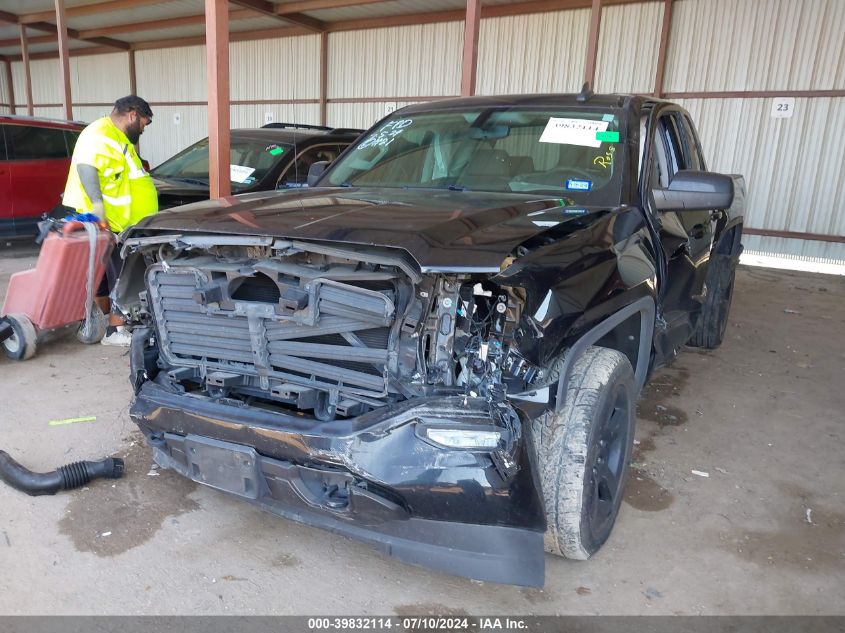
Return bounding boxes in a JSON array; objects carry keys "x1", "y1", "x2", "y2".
[{"x1": 63, "y1": 95, "x2": 159, "y2": 346}]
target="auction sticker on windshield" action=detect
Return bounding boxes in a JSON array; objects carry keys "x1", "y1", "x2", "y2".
[
  {"x1": 540, "y1": 117, "x2": 609, "y2": 148},
  {"x1": 566, "y1": 178, "x2": 592, "y2": 191},
  {"x1": 230, "y1": 164, "x2": 256, "y2": 184}
]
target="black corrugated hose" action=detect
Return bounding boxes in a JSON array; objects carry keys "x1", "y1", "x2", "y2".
[{"x1": 0, "y1": 450, "x2": 124, "y2": 496}]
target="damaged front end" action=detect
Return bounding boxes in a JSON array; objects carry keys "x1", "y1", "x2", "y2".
[{"x1": 119, "y1": 233, "x2": 548, "y2": 586}]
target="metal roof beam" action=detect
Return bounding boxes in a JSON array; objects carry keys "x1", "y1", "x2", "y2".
[
  {"x1": 25, "y1": 21, "x2": 131, "y2": 50},
  {"x1": 129, "y1": 24, "x2": 310, "y2": 51},
  {"x1": 7, "y1": 45, "x2": 118, "y2": 62},
  {"x1": 653, "y1": 0, "x2": 674, "y2": 97},
  {"x1": 275, "y1": 0, "x2": 387, "y2": 12},
  {"x1": 0, "y1": 34, "x2": 54, "y2": 48},
  {"x1": 229, "y1": 0, "x2": 326, "y2": 32},
  {"x1": 55, "y1": 0, "x2": 74, "y2": 121},
  {"x1": 19, "y1": 25, "x2": 33, "y2": 115},
  {"x1": 207, "y1": 0, "x2": 231, "y2": 198},
  {"x1": 3, "y1": 59, "x2": 14, "y2": 113},
  {"x1": 460, "y1": 0, "x2": 481, "y2": 97},
  {"x1": 325, "y1": 9, "x2": 464, "y2": 32},
  {"x1": 19, "y1": 0, "x2": 167, "y2": 24},
  {"x1": 77, "y1": 8, "x2": 257, "y2": 38},
  {"x1": 584, "y1": 0, "x2": 602, "y2": 87}
]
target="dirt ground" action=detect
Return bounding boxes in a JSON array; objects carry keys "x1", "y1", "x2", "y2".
[{"x1": 0, "y1": 240, "x2": 843, "y2": 615}]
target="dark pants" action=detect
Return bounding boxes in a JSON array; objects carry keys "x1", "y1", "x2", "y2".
[{"x1": 97, "y1": 240, "x2": 123, "y2": 298}]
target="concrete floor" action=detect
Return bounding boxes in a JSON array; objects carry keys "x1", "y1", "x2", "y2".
[{"x1": 0, "y1": 241, "x2": 843, "y2": 615}]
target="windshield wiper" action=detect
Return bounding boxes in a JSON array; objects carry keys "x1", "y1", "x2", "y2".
[
  {"x1": 166, "y1": 177, "x2": 209, "y2": 186},
  {"x1": 401, "y1": 184, "x2": 469, "y2": 192}
]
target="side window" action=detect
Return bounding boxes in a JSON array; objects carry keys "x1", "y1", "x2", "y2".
[
  {"x1": 64, "y1": 130, "x2": 81, "y2": 157},
  {"x1": 663, "y1": 116, "x2": 685, "y2": 172},
  {"x1": 0, "y1": 125, "x2": 8, "y2": 161},
  {"x1": 279, "y1": 145, "x2": 340, "y2": 187},
  {"x1": 7, "y1": 125, "x2": 69, "y2": 160},
  {"x1": 678, "y1": 114, "x2": 706, "y2": 171},
  {"x1": 648, "y1": 114, "x2": 685, "y2": 190}
]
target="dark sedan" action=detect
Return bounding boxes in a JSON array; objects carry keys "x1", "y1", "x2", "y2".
[{"x1": 151, "y1": 123, "x2": 362, "y2": 209}]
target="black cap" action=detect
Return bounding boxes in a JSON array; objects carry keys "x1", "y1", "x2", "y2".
[{"x1": 113, "y1": 95, "x2": 153, "y2": 119}]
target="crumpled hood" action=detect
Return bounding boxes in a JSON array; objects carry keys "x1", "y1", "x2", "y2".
[{"x1": 132, "y1": 187, "x2": 609, "y2": 271}]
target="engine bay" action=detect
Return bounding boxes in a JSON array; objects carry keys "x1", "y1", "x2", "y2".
[{"x1": 119, "y1": 235, "x2": 542, "y2": 421}]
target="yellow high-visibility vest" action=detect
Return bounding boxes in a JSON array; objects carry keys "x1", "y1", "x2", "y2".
[{"x1": 63, "y1": 116, "x2": 158, "y2": 233}]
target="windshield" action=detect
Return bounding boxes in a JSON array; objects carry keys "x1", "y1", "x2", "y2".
[
  {"x1": 152, "y1": 138, "x2": 294, "y2": 191},
  {"x1": 326, "y1": 107, "x2": 625, "y2": 204}
]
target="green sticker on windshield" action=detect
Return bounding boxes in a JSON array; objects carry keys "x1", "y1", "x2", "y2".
[
  {"x1": 269, "y1": 147, "x2": 284, "y2": 155},
  {"x1": 596, "y1": 131, "x2": 620, "y2": 143}
]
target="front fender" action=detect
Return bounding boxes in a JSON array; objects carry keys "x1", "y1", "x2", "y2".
[{"x1": 494, "y1": 207, "x2": 658, "y2": 369}]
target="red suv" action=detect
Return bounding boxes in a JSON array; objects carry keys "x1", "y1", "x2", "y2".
[{"x1": 0, "y1": 115, "x2": 85, "y2": 238}]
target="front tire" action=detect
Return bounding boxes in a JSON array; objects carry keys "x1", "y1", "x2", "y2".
[{"x1": 532, "y1": 346, "x2": 635, "y2": 559}]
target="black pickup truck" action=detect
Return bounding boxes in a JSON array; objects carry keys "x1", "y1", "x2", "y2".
[{"x1": 116, "y1": 91, "x2": 744, "y2": 587}]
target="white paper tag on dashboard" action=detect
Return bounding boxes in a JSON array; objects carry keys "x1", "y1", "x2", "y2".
[
  {"x1": 540, "y1": 117, "x2": 609, "y2": 148},
  {"x1": 230, "y1": 164, "x2": 256, "y2": 184}
]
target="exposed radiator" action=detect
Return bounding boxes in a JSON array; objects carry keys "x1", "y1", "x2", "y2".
[{"x1": 147, "y1": 266, "x2": 396, "y2": 399}]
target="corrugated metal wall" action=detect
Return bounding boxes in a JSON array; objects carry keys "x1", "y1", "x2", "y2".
[
  {"x1": 133, "y1": 39, "x2": 325, "y2": 167},
  {"x1": 329, "y1": 23, "x2": 462, "y2": 100},
  {"x1": 136, "y1": 46, "x2": 207, "y2": 102},
  {"x1": 476, "y1": 10, "x2": 590, "y2": 95},
  {"x1": 12, "y1": 59, "x2": 59, "y2": 107},
  {"x1": 595, "y1": 1, "x2": 662, "y2": 94},
  {"x1": 669, "y1": 0, "x2": 845, "y2": 261},
  {"x1": 72, "y1": 54, "x2": 131, "y2": 104},
  {"x1": 678, "y1": 97, "x2": 845, "y2": 234},
  {"x1": 7, "y1": 0, "x2": 843, "y2": 262},
  {"x1": 231, "y1": 36, "x2": 322, "y2": 139},
  {"x1": 9, "y1": 54, "x2": 129, "y2": 121},
  {"x1": 676, "y1": 96, "x2": 845, "y2": 262},
  {"x1": 328, "y1": 101, "x2": 420, "y2": 130},
  {"x1": 231, "y1": 37, "x2": 321, "y2": 101},
  {"x1": 133, "y1": 46, "x2": 204, "y2": 167},
  {"x1": 0, "y1": 66, "x2": 11, "y2": 113},
  {"x1": 667, "y1": 0, "x2": 845, "y2": 92},
  {"x1": 325, "y1": 22, "x2": 463, "y2": 128}
]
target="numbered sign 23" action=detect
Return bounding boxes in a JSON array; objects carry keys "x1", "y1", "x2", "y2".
[{"x1": 771, "y1": 97, "x2": 795, "y2": 118}]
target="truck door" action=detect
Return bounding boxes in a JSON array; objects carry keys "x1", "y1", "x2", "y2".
[{"x1": 645, "y1": 109, "x2": 716, "y2": 347}]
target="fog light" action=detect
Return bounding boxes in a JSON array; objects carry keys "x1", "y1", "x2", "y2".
[{"x1": 425, "y1": 428, "x2": 501, "y2": 449}]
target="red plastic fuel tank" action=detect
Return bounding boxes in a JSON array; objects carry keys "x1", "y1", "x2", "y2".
[{"x1": 2, "y1": 229, "x2": 113, "y2": 331}]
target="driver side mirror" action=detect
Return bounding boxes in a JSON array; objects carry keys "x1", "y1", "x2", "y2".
[
  {"x1": 653, "y1": 170, "x2": 734, "y2": 212},
  {"x1": 307, "y1": 161, "x2": 330, "y2": 187}
]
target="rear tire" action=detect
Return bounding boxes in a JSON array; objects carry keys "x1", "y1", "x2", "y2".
[
  {"x1": 2, "y1": 313, "x2": 38, "y2": 361},
  {"x1": 689, "y1": 252, "x2": 737, "y2": 349},
  {"x1": 531, "y1": 346, "x2": 635, "y2": 559}
]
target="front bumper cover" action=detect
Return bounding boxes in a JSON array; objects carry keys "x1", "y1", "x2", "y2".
[{"x1": 130, "y1": 380, "x2": 547, "y2": 587}]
